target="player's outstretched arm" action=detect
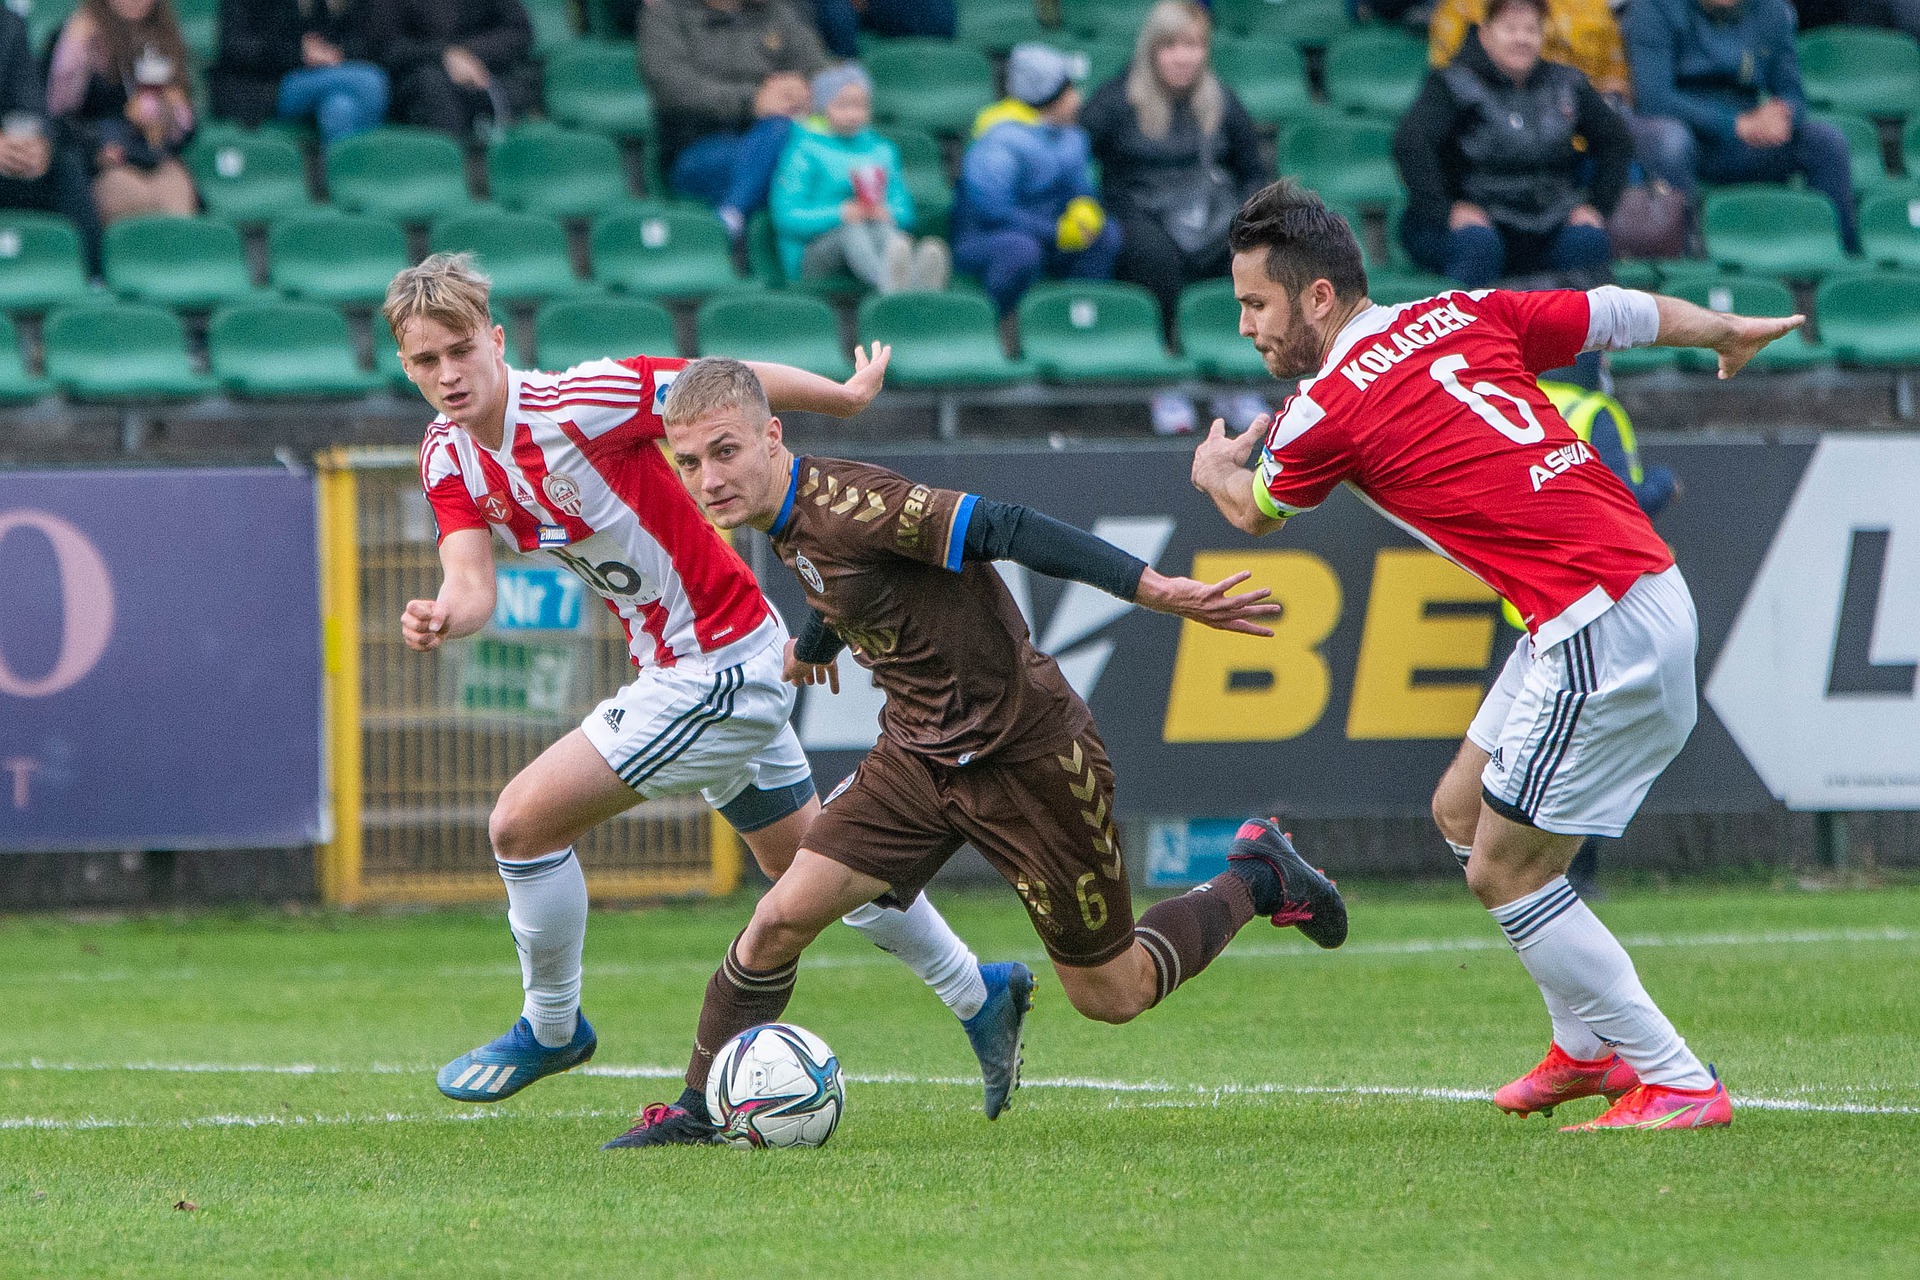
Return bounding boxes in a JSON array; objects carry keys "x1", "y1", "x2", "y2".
[
  {"x1": 1191, "y1": 417, "x2": 1286, "y2": 536},
  {"x1": 746, "y1": 344, "x2": 892, "y2": 418},
  {"x1": 1651, "y1": 294, "x2": 1804, "y2": 379},
  {"x1": 400, "y1": 527, "x2": 495, "y2": 652},
  {"x1": 1134, "y1": 569, "x2": 1281, "y2": 637}
]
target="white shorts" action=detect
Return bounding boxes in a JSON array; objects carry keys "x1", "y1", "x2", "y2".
[
  {"x1": 1469, "y1": 566, "x2": 1698, "y2": 837},
  {"x1": 579, "y1": 630, "x2": 811, "y2": 816}
]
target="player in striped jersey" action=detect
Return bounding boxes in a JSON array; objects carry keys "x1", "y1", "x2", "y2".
[{"x1": 387, "y1": 255, "x2": 1032, "y2": 1120}]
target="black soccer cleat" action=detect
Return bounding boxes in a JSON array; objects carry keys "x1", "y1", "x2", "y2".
[
  {"x1": 1227, "y1": 818, "x2": 1348, "y2": 949},
  {"x1": 601, "y1": 1102, "x2": 719, "y2": 1149}
]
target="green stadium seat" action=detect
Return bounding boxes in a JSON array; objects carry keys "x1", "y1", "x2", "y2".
[
  {"x1": 1611, "y1": 260, "x2": 1664, "y2": 290},
  {"x1": 868, "y1": 40, "x2": 997, "y2": 137},
  {"x1": 1648, "y1": 257, "x2": 1725, "y2": 291},
  {"x1": 1325, "y1": 29, "x2": 1431, "y2": 118},
  {"x1": 1860, "y1": 189, "x2": 1920, "y2": 269},
  {"x1": 1815, "y1": 270, "x2": 1920, "y2": 365},
  {"x1": 543, "y1": 41, "x2": 656, "y2": 138},
  {"x1": 268, "y1": 212, "x2": 410, "y2": 305},
  {"x1": 744, "y1": 210, "x2": 864, "y2": 294},
  {"x1": 1365, "y1": 269, "x2": 1457, "y2": 306},
  {"x1": 857, "y1": 290, "x2": 1032, "y2": 387},
  {"x1": 1797, "y1": 26, "x2": 1920, "y2": 119},
  {"x1": 373, "y1": 323, "x2": 414, "y2": 392},
  {"x1": 1665, "y1": 275, "x2": 1832, "y2": 371},
  {"x1": 185, "y1": 127, "x2": 312, "y2": 224},
  {"x1": 326, "y1": 127, "x2": 476, "y2": 225},
  {"x1": 103, "y1": 215, "x2": 261, "y2": 309},
  {"x1": 1214, "y1": 39, "x2": 1312, "y2": 128},
  {"x1": 591, "y1": 205, "x2": 751, "y2": 299},
  {"x1": 1238, "y1": 0, "x2": 1350, "y2": 48},
  {"x1": 1605, "y1": 344, "x2": 1682, "y2": 374},
  {"x1": 488, "y1": 126, "x2": 631, "y2": 219},
  {"x1": 697, "y1": 292, "x2": 852, "y2": 379},
  {"x1": 0, "y1": 212, "x2": 91, "y2": 313},
  {"x1": 175, "y1": 0, "x2": 215, "y2": 59},
  {"x1": 431, "y1": 211, "x2": 584, "y2": 302},
  {"x1": 1018, "y1": 280, "x2": 1197, "y2": 382},
  {"x1": 524, "y1": 0, "x2": 579, "y2": 52},
  {"x1": 1060, "y1": 0, "x2": 1155, "y2": 38},
  {"x1": 1176, "y1": 278, "x2": 1267, "y2": 380},
  {"x1": 1814, "y1": 112, "x2": 1893, "y2": 193},
  {"x1": 879, "y1": 126, "x2": 955, "y2": 238},
  {"x1": 0, "y1": 313, "x2": 50, "y2": 404},
  {"x1": 43, "y1": 302, "x2": 214, "y2": 400},
  {"x1": 26, "y1": 0, "x2": 77, "y2": 57},
  {"x1": 954, "y1": 0, "x2": 1048, "y2": 52},
  {"x1": 1703, "y1": 186, "x2": 1852, "y2": 279},
  {"x1": 1283, "y1": 116, "x2": 1402, "y2": 207},
  {"x1": 535, "y1": 295, "x2": 679, "y2": 370},
  {"x1": 208, "y1": 301, "x2": 382, "y2": 398}
]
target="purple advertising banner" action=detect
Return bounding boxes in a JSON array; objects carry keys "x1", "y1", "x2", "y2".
[{"x1": 0, "y1": 469, "x2": 323, "y2": 851}]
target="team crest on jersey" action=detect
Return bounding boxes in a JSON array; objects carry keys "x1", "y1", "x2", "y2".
[
  {"x1": 823, "y1": 772, "x2": 856, "y2": 806},
  {"x1": 481, "y1": 492, "x2": 513, "y2": 523},
  {"x1": 795, "y1": 554, "x2": 824, "y2": 593},
  {"x1": 543, "y1": 473, "x2": 583, "y2": 517}
]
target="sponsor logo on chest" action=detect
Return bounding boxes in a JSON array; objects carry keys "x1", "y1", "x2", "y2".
[
  {"x1": 1341, "y1": 301, "x2": 1479, "y2": 390},
  {"x1": 1530, "y1": 439, "x2": 1596, "y2": 491}
]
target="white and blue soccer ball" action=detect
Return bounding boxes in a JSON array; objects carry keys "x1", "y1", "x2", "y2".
[{"x1": 705, "y1": 1022, "x2": 844, "y2": 1149}]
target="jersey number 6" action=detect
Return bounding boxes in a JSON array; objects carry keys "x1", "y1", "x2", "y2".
[{"x1": 1430, "y1": 354, "x2": 1546, "y2": 444}]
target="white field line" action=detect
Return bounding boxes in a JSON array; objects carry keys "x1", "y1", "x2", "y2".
[
  {"x1": 1, "y1": 1060, "x2": 1915, "y2": 1121},
  {"x1": 22, "y1": 926, "x2": 1920, "y2": 987}
]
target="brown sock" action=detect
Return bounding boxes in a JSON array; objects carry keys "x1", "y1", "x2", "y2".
[
  {"x1": 684, "y1": 935, "x2": 798, "y2": 1093},
  {"x1": 1132, "y1": 874, "x2": 1257, "y2": 1007}
]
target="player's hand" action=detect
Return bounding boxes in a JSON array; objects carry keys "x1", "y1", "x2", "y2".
[
  {"x1": 842, "y1": 343, "x2": 891, "y2": 412},
  {"x1": 1712, "y1": 313, "x2": 1805, "y2": 379},
  {"x1": 402, "y1": 598, "x2": 452, "y2": 651},
  {"x1": 782, "y1": 639, "x2": 840, "y2": 693},
  {"x1": 1191, "y1": 414, "x2": 1266, "y2": 491},
  {"x1": 1134, "y1": 568, "x2": 1282, "y2": 637}
]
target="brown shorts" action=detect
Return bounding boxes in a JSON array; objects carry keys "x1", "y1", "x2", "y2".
[{"x1": 806, "y1": 729, "x2": 1136, "y2": 967}]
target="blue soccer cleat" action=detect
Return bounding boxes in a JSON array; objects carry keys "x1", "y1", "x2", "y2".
[
  {"x1": 961, "y1": 961, "x2": 1033, "y2": 1120},
  {"x1": 436, "y1": 1014, "x2": 597, "y2": 1103}
]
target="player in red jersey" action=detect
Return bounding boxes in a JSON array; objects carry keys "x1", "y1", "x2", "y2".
[
  {"x1": 386, "y1": 255, "x2": 1030, "y2": 1119},
  {"x1": 1190, "y1": 180, "x2": 1799, "y2": 1131}
]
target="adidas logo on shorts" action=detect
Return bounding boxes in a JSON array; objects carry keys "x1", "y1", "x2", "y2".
[{"x1": 603, "y1": 708, "x2": 625, "y2": 731}]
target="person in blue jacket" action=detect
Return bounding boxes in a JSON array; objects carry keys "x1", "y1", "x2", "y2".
[
  {"x1": 770, "y1": 64, "x2": 951, "y2": 293},
  {"x1": 952, "y1": 43, "x2": 1121, "y2": 315},
  {"x1": 1625, "y1": 0, "x2": 1859, "y2": 253}
]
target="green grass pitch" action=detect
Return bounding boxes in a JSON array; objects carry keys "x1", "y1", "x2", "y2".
[{"x1": 2, "y1": 881, "x2": 1916, "y2": 1278}]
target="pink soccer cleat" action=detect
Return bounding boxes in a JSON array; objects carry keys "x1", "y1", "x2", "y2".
[
  {"x1": 1492, "y1": 1043, "x2": 1641, "y2": 1118},
  {"x1": 1560, "y1": 1076, "x2": 1734, "y2": 1131}
]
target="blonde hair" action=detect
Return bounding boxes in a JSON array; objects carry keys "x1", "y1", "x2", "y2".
[
  {"x1": 661, "y1": 357, "x2": 771, "y2": 428},
  {"x1": 382, "y1": 253, "x2": 494, "y2": 344},
  {"x1": 1127, "y1": 1, "x2": 1223, "y2": 142}
]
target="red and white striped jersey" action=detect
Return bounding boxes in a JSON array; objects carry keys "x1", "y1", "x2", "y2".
[
  {"x1": 1253, "y1": 288, "x2": 1673, "y2": 649},
  {"x1": 420, "y1": 355, "x2": 774, "y2": 670}
]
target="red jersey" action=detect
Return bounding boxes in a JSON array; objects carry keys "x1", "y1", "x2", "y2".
[
  {"x1": 1253, "y1": 288, "x2": 1673, "y2": 648},
  {"x1": 420, "y1": 355, "x2": 774, "y2": 670}
]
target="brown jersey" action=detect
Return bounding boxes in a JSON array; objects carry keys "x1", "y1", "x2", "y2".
[{"x1": 769, "y1": 455, "x2": 1092, "y2": 766}]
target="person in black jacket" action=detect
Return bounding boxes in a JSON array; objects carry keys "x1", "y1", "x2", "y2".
[
  {"x1": 1392, "y1": 0, "x2": 1631, "y2": 286},
  {"x1": 209, "y1": 0, "x2": 386, "y2": 146},
  {"x1": 1082, "y1": 1, "x2": 1266, "y2": 333},
  {"x1": 366, "y1": 0, "x2": 536, "y2": 140},
  {"x1": 0, "y1": 5, "x2": 102, "y2": 274}
]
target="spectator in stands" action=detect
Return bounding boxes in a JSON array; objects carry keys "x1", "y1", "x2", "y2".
[
  {"x1": 1429, "y1": 0, "x2": 1630, "y2": 97},
  {"x1": 0, "y1": 6, "x2": 103, "y2": 274},
  {"x1": 806, "y1": 0, "x2": 955, "y2": 60},
  {"x1": 47, "y1": 0, "x2": 199, "y2": 224},
  {"x1": 1082, "y1": 2, "x2": 1265, "y2": 331},
  {"x1": 770, "y1": 64, "x2": 951, "y2": 292},
  {"x1": 952, "y1": 43, "x2": 1118, "y2": 316},
  {"x1": 209, "y1": 1, "x2": 387, "y2": 147},
  {"x1": 640, "y1": 0, "x2": 828, "y2": 243},
  {"x1": 1626, "y1": 0, "x2": 1860, "y2": 253},
  {"x1": 366, "y1": 0, "x2": 536, "y2": 141},
  {"x1": 1393, "y1": 0, "x2": 1632, "y2": 287}
]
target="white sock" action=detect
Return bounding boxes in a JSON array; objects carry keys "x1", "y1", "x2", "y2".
[
  {"x1": 842, "y1": 893, "x2": 987, "y2": 1021},
  {"x1": 498, "y1": 848, "x2": 587, "y2": 1048},
  {"x1": 1490, "y1": 877, "x2": 1713, "y2": 1089}
]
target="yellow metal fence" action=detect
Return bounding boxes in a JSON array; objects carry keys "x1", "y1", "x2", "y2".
[{"x1": 315, "y1": 447, "x2": 739, "y2": 906}]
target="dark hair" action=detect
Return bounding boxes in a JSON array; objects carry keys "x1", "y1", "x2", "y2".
[
  {"x1": 1483, "y1": 0, "x2": 1550, "y2": 23},
  {"x1": 1226, "y1": 178, "x2": 1368, "y2": 303}
]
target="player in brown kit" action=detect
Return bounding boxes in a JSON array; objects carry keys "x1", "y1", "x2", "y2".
[{"x1": 601, "y1": 357, "x2": 1349, "y2": 1148}]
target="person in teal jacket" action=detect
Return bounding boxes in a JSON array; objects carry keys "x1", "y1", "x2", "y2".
[{"x1": 769, "y1": 64, "x2": 951, "y2": 293}]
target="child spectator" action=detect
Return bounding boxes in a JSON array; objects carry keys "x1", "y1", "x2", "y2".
[
  {"x1": 770, "y1": 64, "x2": 950, "y2": 293},
  {"x1": 47, "y1": 0, "x2": 199, "y2": 223}
]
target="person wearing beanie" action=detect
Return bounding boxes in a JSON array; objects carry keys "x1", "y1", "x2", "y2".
[
  {"x1": 769, "y1": 63, "x2": 951, "y2": 292},
  {"x1": 952, "y1": 42, "x2": 1120, "y2": 315}
]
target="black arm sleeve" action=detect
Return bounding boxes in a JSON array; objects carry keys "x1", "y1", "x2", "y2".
[
  {"x1": 962, "y1": 499, "x2": 1147, "y2": 601},
  {"x1": 793, "y1": 607, "x2": 847, "y2": 665}
]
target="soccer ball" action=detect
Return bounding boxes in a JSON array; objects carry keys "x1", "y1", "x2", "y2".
[{"x1": 705, "y1": 1022, "x2": 844, "y2": 1149}]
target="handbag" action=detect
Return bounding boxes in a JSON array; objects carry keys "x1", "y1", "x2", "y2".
[{"x1": 1606, "y1": 181, "x2": 1690, "y2": 261}]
